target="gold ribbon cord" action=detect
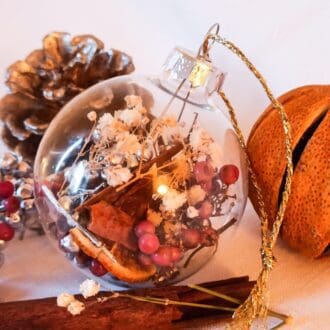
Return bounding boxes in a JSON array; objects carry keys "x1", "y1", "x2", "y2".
[{"x1": 200, "y1": 24, "x2": 294, "y2": 328}]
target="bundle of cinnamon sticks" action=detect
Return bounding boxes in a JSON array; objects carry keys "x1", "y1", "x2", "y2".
[{"x1": 0, "y1": 276, "x2": 254, "y2": 330}]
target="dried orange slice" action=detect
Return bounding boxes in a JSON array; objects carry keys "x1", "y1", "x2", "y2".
[{"x1": 70, "y1": 227, "x2": 156, "y2": 282}]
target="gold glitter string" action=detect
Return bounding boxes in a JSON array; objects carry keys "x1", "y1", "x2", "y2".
[{"x1": 199, "y1": 25, "x2": 293, "y2": 328}]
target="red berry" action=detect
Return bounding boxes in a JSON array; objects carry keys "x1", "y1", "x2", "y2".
[
  {"x1": 138, "y1": 233, "x2": 160, "y2": 255},
  {"x1": 181, "y1": 229, "x2": 201, "y2": 249},
  {"x1": 199, "y1": 200, "x2": 213, "y2": 219},
  {"x1": 137, "y1": 253, "x2": 153, "y2": 266},
  {"x1": 89, "y1": 259, "x2": 107, "y2": 276},
  {"x1": 219, "y1": 164, "x2": 239, "y2": 185},
  {"x1": 0, "y1": 222, "x2": 15, "y2": 241},
  {"x1": 151, "y1": 246, "x2": 173, "y2": 267},
  {"x1": 170, "y1": 247, "x2": 181, "y2": 263},
  {"x1": 134, "y1": 220, "x2": 155, "y2": 238},
  {"x1": 193, "y1": 161, "x2": 215, "y2": 183},
  {"x1": 0, "y1": 181, "x2": 14, "y2": 199},
  {"x1": 4, "y1": 196, "x2": 20, "y2": 214}
]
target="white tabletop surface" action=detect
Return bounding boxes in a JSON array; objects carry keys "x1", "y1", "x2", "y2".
[{"x1": 0, "y1": 1, "x2": 329, "y2": 329}]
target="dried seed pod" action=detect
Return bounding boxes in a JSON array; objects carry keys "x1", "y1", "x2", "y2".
[
  {"x1": 18, "y1": 161, "x2": 32, "y2": 174},
  {"x1": 248, "y1": 85, "x2": 330, "y2": 258},
  {"x1": 16, "y1": 183, "x2": 34, "y2": 199},
  {"x1": 0, "y1": 152, "x2": 19, "y2": 170}
]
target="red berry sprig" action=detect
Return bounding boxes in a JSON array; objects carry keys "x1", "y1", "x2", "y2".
[
  {"x1": 4, "y1": 196, "x2": 20, "y2": 214},
  {"x1": 0, "y1": 181, "x2": 14, "y2": 199},
  {"x1": 0, "y1": 222, "x2": 15, "y2": 241},
  {"x1": 89, "y1": 259, "x2": 107, "y2": 276},
  {"x1": 0, "y1": 180, "x2": 18, "y2": 243}
]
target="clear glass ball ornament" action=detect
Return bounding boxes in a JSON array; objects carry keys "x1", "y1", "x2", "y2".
[{"x1": 34, "y1": 47, "x2": 248, "y2": 288}]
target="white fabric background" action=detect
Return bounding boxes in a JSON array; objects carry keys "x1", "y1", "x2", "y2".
[{"x1": 0, "y1": 1, "x2": 329, "y2": 329}]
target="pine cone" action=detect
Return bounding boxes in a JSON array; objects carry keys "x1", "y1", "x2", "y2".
[{"x1": 0, "y1": 32, "x2": 134, "y2": 162}]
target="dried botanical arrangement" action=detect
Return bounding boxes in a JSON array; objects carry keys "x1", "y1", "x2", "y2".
[{"x1": 45, "y1": 94, "x2": 241, "y2": 285}]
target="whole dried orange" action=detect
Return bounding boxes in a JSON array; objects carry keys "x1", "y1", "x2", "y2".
[{"x1": 247, "y1": 85, "x2": 330, "y2": 258}]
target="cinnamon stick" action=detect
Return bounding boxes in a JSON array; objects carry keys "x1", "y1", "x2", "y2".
[
  {"x1": 0, "y1": 276, "x2": 254, "y2": 330},
  {"x1": 75, "y1": 142, "x2": 183, "y2": 212}
]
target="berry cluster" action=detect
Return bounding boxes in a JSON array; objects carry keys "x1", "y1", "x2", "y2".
[
  {"x1": 131, "y1": 163, "x2": 240, "y2": 271},
  {"x1": 0, "y1": 181, "x2": 19, "y2": 242},
  {"x1": 134, "y1": 220, "x2": 181, "y2": 267}
]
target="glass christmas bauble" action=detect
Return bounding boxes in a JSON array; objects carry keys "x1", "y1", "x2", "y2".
[{"x1": 34, "y1": 47, "x2": 248, "y2": 287}]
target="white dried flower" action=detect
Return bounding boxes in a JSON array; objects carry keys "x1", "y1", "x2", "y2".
[
  {"x1": 161, "y1": 125, "x2": 182, "y2": 145},
  {"x1": 190, "y1": 127, "x2": 214, "y2": 154},
  {"x1": 125, "y1": 95, "x2": 143, "y2": 111},
  {"x1": 196, "y1": 154, "x2": 207, "y2": 162},
  {"x1": 87, "y1": 111, "x2": 97, "y2": 121},
  {"x1": 187, "y1": 185, "x2": 206, "y2": 206},
  {"x1": 161, "y1": 189, "x2": 187, "y2": 213},
  {"x1": 186, "y1": 206, "x2": 199, "y2": 218},
  {"x1": 97, "y1": 113, "x2": 114, "y2": 131},
  {"x1": 115, "y1": 108, "x2": 143, "y2": 127},
  {"x1": 57, "y1": 293, "x2": 76, "y2": 308},
  {"x1": 126, "y1": 154, "x2": 139, "y2": 168},
  {"x1": 79, "y1": 279, "x2": 100, "y2": 299},
  {"x1": 114, "y1": 132, "x2": 142, "y2": 155},
  {"x1": 103, "y1": 166, "x2": 133, "y2": 187},
  {"x1": 67, "y1": 300, "x2": 85, "y2": 316},
  {"x1": 109, "y1": 153, "x2": 124, "y2": 165}
]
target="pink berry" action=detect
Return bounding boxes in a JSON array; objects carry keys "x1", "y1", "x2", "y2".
[
  {"x1": 151, "y1": 246, "x2": 173, "y2": 267},
  {"x1": 200, "y1": 180, "x2": 213, "y2": 193},
  {"x1": 193, "y1": 161, "x2": 215, "y2": 183},
  {"x1": 219, "y1": 164, "x2": 239, "y2": 185},
  {"x1": 137, "y1": 253, "x2": 153, "y2": 266},
  {"x1": 134, "y1": 220, "x2": 155, "y2": 238},
  {"x1": 0, "y1": 181, "x2": 14, "y2": 199},
  {"x1": 199, "y1": 200, "x2": 213, "y2": 219},
  {"x1": 181, "y1": 229, "x2": 201, "y2": 249},
  {"x1": 138, "y1": 233, "x2": 160, "y2": 255},
  {"x1": 0, "y1": 222, "x2": 15, "y2": 241},
  {"x1": 4, "y1": 196, "x2": 20, "y2": 214},
  {"x1": 170, "y1": 247, "x2": 182, "y2": 263},
  {"x1": 89, "y1": 259, "x2": 107, "y2": 276}
]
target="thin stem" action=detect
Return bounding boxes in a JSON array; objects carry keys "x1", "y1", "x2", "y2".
[
  {"x1": 188, "y1": 112, "x2": 199, "y2": 137},
  {"x1": 189, "y1": 284, "x2": 292, "y2": 327},
  {"x1": 270, "y1": 319, "x2": 286, "y2": 330},
  {"x1": 184, "y1": 218, "x2": 237, "y2": 268},
  {"x1": 177, "y1": 85, "x2": 192, "y2": 122},
  {"x1": 57, "y1": 120, "x2": 96, "y2": 197},
  {"x1": 183, "y1": 245, "x2": 204, "y2": 268},
  {"x1": 118, "y1": 292, "x2": 236, "y2": 313},
  {"x1": 188, "y1": 284, "x2": 240, "y2": 304},
  {"x1": 217, "y1": 218, "x2": 237, "y2": 235}
]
